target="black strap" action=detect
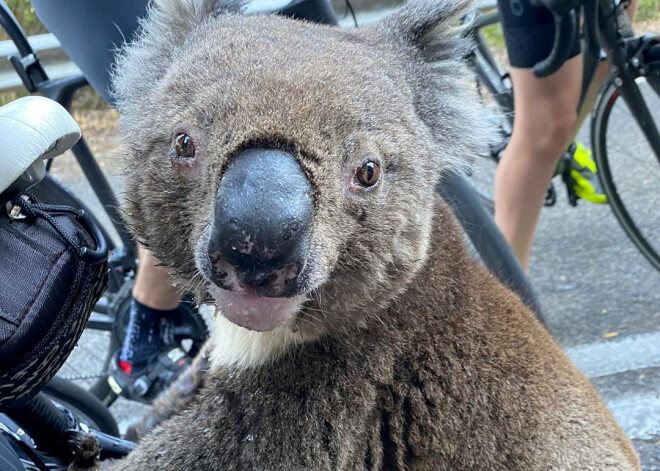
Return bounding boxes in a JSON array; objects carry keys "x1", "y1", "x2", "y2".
[{"x1": 9, "y1": 193, "x2": 107, "y2": 263}]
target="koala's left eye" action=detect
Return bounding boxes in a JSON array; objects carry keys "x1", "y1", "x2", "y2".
[
  {"x1": 174, "y1": 133, "x2": 195, "y2": 159},
  {"x1": 356, "y1": 162, "x2": 381, "y2": 187}
]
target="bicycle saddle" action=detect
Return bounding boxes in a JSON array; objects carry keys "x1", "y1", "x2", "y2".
[{"x1": 0, "y1": 96, "x2": 80, "y2": 195}]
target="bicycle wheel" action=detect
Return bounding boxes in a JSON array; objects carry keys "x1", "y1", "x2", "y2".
[
  {"x1": 41, "y1": 376, "x2": 119, "y2": 437},
  {"x1": 438, "y1": 171, "x2": 545, "y2": 323},
  {"x1": 591, "y1": 75, "x2": 660, "y2": 271}
]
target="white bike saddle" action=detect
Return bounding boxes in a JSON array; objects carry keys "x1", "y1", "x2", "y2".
[{"x1": 0, "y1": 96, "x2": 81, "y2": 194}]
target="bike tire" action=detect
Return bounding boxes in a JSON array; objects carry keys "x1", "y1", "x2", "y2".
[
  {"x1": 591, "y1": 76, "x2": 660, "y2": 271},
  {"x1": 438, "y1": 171, "x2": 545, "y2": 324},
  {"x1": 41, "y1": 376, "x2": 119, "y2": 437}
]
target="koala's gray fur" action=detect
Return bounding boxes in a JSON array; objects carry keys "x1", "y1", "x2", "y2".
[{"x1": 107, "y1": 0, "x2": 640, "y2": 469}]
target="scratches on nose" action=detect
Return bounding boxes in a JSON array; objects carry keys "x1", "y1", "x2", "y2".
[
  {"x1": 246, "y1": 262, "x2": 301, "y2": 291},
  {"x1": 209, "y1": 251, "x2": 242, "y2": 290},
  {"x1": 209, "y1": 247, "x2": 302, "y2": 296},
  {"x1": 239, "y1": 233, "x2": 255, "y2": 255},
  {"x1": 273, "y1": 262, "x2": 300, "y2": 287}
]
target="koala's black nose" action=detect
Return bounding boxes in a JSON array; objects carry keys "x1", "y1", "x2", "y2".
[{"x1": 207, "y1": 148, "x2": 314, "y2": 297}]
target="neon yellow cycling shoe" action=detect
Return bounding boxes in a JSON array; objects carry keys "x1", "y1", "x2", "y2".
[{"x1": 568, "y1": 142, "x2": 607, "y2": 204}]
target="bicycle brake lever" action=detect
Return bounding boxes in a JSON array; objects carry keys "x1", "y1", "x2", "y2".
[
  {"x1": 528, "y1": 0, "x2": 580, "y2": 77},
  {"x1": 533, "y1": 9, "x2": 578, "y2": 77}
]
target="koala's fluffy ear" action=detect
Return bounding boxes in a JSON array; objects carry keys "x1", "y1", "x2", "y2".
[
  {"x1": 111, "y1": 0, "x2": 243, "y2": 123},
  {"x1": 370, "y1": 0, "x2": 494, "y2": 170},
  {"x1": 140, "y1": 0, "x2": 244, "y2": 45},
  {"x1": 375, "y1": 0, "x2": 472, "y2": 60}
]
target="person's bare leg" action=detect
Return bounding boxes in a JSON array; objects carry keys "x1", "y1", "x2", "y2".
[
  {"x1": 132, "y1": 245, "x2": 181, "y2": 310},
  {"x1": 494, "y1": 55, "x2": 583, "y2": 271}
]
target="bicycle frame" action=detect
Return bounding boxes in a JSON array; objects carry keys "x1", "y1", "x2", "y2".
[
  {"x1": 464, "y1": 9, "x2": 514, "y2": 128},
  {"x1": 588, "y1": 0, "x2": 660, "y2": 162}
]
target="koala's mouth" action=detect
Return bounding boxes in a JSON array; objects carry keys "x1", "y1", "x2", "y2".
[
  {"x1": 199, "y1": 254, "x2": 310, "y2": 332},
  {"x1": 207, "y1": 284, "x2": 305, "y2": 332}
]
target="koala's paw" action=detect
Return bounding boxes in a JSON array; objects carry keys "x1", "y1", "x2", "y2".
[
  {"x1": 125, "y1": 339, "x2": 213, "y2": 442},
  {"x1": 67, "y1": 432, "x2": 101, "y2": 471}
]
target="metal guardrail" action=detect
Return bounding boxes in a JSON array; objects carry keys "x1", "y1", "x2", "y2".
[
  {"x1": 0, "y1": 33, "x2": 80, "y2": 92},
  {"x1": 0, "y1": 0, "x2": 403, "y2": 94},
  {"x1": 0, "y1": 0, "x2": 498, "y2": 94}
]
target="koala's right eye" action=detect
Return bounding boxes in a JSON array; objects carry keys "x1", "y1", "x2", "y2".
[{"x1": 174, "y1": 133, "x2": 195, "y2": 159}]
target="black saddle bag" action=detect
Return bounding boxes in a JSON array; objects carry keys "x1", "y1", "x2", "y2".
[{"x1": 0, "y1": 194, "x2": 108, "y2": 408}]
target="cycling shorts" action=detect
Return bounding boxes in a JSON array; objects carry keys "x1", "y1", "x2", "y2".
[{"x1": 496, "y1": 0, "x2": 581, "y2": 69}]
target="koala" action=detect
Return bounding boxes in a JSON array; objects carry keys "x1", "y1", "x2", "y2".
[{"x1": 108, "y1": 0, "x2": 640, "y2": 469}]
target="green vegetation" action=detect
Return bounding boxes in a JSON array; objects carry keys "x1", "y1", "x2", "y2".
[
  {"x1": 637, "y1": 0, "x2": 659, "y2": 21},
  {"x1": 481, "y1": 23, "x2": 506, "y2": 51},
  {"x1": 0, "y1": 0, "x2": 46, "y2": 40}
]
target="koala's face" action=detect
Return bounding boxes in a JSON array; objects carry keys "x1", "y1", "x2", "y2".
[{"x1": 114, "y1": 0, "x2": 488, "y2": 335}]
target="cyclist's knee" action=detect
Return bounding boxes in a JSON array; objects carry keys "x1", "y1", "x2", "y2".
[
  {"x1": 519, "y1": 106, "x2": 576, "y2": 162},
  {"x1": 544, "y1": 110, "x2": 576, "y2": 150}
]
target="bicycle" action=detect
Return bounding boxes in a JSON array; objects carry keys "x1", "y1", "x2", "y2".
[{"x1": 463, "y1": 0, "x2": 660, "y2": 271}]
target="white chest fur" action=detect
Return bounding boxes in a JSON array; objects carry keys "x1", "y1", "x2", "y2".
[{"x1": 209, "y1": 314, "x2": 303, "y2": 370}]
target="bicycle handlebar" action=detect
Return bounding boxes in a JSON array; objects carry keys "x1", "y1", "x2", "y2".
[
  {"x1": 5, "y1": 394, "x2": 135, "y2": 463},
  {"x1": 6, "y1": 395, "x2": 73, "y2": 452},
  {"x1": 534, "y1": 9, "x2": 578, "y2": 77},
  {"x1": 529, "y1": 0, "x2": 580, "y2": 77}
]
